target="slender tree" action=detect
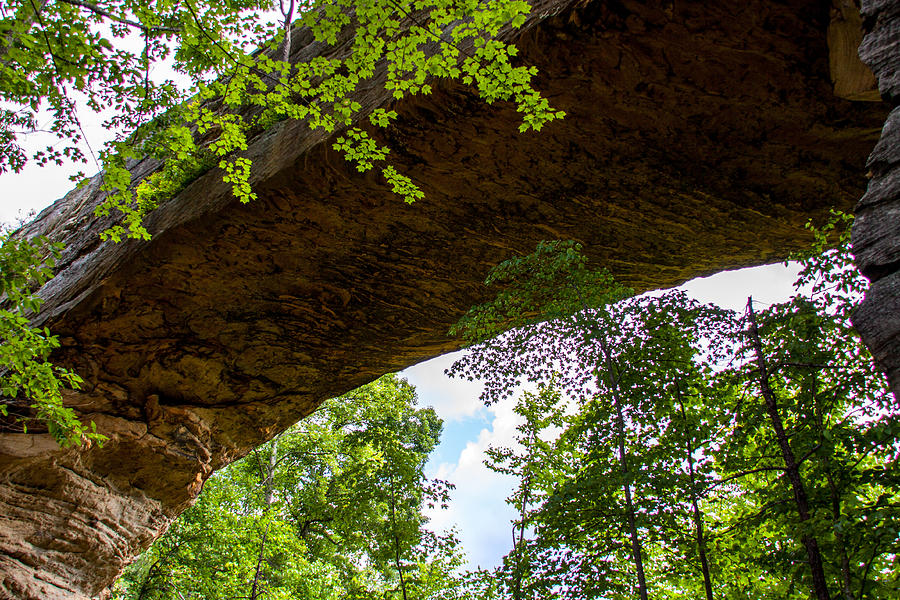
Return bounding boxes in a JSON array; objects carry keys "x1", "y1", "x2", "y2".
[
  {"x1": 712, "y1": 214, "x2": 899, "y2": 599},
  {"x1": 745, "y1": 297, "x2": 831, "y2": 600},
  {"x1": 248, "y1": 433, "x2": 280, "y2": 600}
]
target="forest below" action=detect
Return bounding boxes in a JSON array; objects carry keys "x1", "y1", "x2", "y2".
[{"x1": 110, "y1": 218, "x2": 900, "y2": 600}]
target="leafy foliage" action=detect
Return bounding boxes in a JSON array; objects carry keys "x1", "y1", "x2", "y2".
[
  {"x1": 710, "y1": 212, "x2": 900, "y2": 599},
  {"x1": 1, "y1": 0, "x2": 565, "y2": 241},
  {"x1": 447, "y1": 239, "x2": 632, "y2": 405},
  {"x1": 108, "y1": 217, "x2": 899, "y2": 599},
  {"x1": 0, "y1": 230, "x2": 104, "y2": 446},
  {"x1": 0, "y1": 0, "x2": 564, "y2": 445}
]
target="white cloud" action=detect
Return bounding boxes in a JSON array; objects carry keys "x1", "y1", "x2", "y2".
[
  {"x1": 402, "y1": 352, "x2": 487, "y2": 422},
  {"x1": 679, "y1": 262, "x2": 800, "y2": 312},
  {"x1": 425, "y1": 398, "x2": 524, "y2": 570}
]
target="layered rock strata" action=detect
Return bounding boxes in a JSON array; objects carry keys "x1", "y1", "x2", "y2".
[
  {"x1": 0, "y1": 0, "x2": 890, "y2": 597},
  {"x1": 852, "y1": 0, "x2": 900, "y2": 397}
]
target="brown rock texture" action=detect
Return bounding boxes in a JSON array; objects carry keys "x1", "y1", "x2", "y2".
[
  {"x1": 0, "y1": 0, "x2": 890, "y2": 598},
  {"x1": 852, "y1": 0, "x2": 900, "y2": 397},
  {"x1": 828, "y1": 0, "x2": 880, "y2": 101}
]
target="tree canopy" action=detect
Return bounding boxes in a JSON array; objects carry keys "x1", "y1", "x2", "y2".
[
  {"x1": 109, "y1": 220, "x2": 900, "y2": 599},
  {"x1": 2, "y1": 3, "x2": 896, "y2": 596},
  {"x1": 447, "y1": 222, "x2": 899, "y2": 599}
]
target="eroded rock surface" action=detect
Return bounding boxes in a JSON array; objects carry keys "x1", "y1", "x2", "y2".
[
  {"x1": 852, "y1": 0, "x2": 900, "y2": 396},
  {"x1": 0, "y1": 0, "x2": 890, "y2": 597}
]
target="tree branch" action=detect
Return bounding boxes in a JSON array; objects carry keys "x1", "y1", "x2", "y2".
[
  {"x1": 56, "y1": 0, "x2": 178, "y2": 33},
  {"x1": 705, "y1": 465, "x2": 786, "y2": 492}
]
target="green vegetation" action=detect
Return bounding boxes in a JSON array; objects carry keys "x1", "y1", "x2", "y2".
[
  {"x1": 1, "y1": 3, "x2": 895, "y2": 595},
  {"x1": 0, "y1": 229, "x2": 104, "y2": 446},
  {"x1": 0, "y1": 0, "x2": 564, "y2": 241}
]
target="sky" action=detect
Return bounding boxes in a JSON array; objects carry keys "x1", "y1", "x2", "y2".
[{"x1": 1, "y1": 103, "x2": 804, "y2": 575}]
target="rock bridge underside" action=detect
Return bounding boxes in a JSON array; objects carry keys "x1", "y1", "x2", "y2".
[{"x1": 1, "y1": 0, "x2": 899, "y2": 598}]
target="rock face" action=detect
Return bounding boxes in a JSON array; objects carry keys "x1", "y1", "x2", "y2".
[
  {"x1": 0, "y1": 1, "x2": 890, "y2": 598},
  {"x1": 852, "y1": 0, "x2": 900, "y2": 398}
]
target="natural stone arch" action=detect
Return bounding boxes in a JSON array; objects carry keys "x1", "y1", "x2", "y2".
[{"x1": 0, "y1": 0, "x2": 896, "y2": 597}]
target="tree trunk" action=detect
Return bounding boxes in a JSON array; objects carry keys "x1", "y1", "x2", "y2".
[
  {"x1": 597, "y1": 332, "x2": 649, "y2": 600},
  {"x1": 746, "y1": 299, "x2": 831, "y2": 600},
  {"x1": 279, "y1": 0, "x2": 295, "y2": 63},
  {"x1": 827, "y1": 472, "x2": 854, "y2": 600},
  {"x1": 389, "y1": 474, "x2": 409, "y2": 600},
  {"x1": 811, "y1": 371, "x2": 854, "y2": 600},
  {"x1": 676, "y1": 389, "x2": 715, "y2": 600},
  {"x1": 511, "y1": 429, "x2": 535, "y2": 600},
  {"x1": 572, "y1": 286, "x2": 649, "y2": 600},
  {"x1": 249, "y1": 435, "x2": 280, "y2": 600}
]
